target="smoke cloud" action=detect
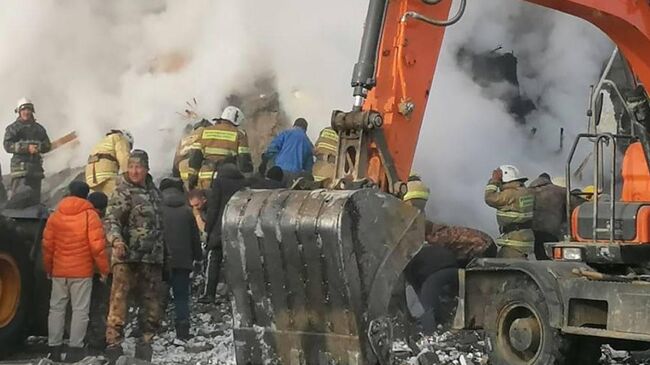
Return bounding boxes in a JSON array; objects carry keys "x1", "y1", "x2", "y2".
[{"x1": 0, "y1": 0, "x2": 613, "y2": 235}]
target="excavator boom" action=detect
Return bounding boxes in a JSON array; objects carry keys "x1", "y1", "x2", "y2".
[{"x1": 224, "y1": 0, "x2": 650, "y2": 364}]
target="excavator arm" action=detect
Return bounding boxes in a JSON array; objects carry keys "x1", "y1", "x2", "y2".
[{"x1": 224, "y1": 1, "x2": 650, "y2": 364}]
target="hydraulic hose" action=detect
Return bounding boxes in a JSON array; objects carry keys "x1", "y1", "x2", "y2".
[{"x1": 402, "y1": 0, "x2": 467, "y2": 26}]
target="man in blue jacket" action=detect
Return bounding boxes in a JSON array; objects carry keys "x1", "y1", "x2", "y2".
[{"x1": 262, "y1": 118, "x2": 314, "y2": 186}]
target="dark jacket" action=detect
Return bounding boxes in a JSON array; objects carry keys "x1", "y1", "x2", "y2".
[
  {"x1": 3, "y1": 119, "x2": 51, "y2": 178},
  {"x1": 529, "y1": 175, "x2": 568, "y2": 239},
  {"x1": 206, "y1": 164, "x2": 248, "y2": 249},
  {"x1": 404, "y1": 244, "x2": 458, "y2": 291},
  {"x1": 160, "y1": 188, "x2": 202, "y2": 270}
]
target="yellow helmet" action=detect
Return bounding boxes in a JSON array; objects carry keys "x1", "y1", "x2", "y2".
[{"x1": 583, "y1": 185, "x2": 596, "y2": 194}]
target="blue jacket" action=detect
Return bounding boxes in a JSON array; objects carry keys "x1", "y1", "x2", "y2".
[{"x1": 265, "y1": 127, "x2": 314, "y2": 173}]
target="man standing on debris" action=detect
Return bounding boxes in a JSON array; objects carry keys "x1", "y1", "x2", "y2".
[
  {"x1": 528, "y1": 172, "x2": 569, "y2": 259},
  {"x1": 312, "y1": 126, "x2": 339, "y2": 185},
  {"x1": 104, "y1": 150, "x2": 165, "y2": 362},
  {"x1": 3, "y1": 98, "x2": 51, "y2": 203},
  {"x1": 159, "y1": 178, "x2": 202, "y2": 340},
  {"x1": 173, "y1": 118, "x2": 212, "y2": 189},
  {"x1": 85, "y1": 129, "x2": 133, "y2": 195},
  {"x1": 262, "y1": 118, "x2": 314, "y2": 186},
  {"x1": 403, "y1": 173, "x2": 430, "y2": 212},
  {"x1": 199, "y1": 162, "x2": 249, "y2": 303},
  {"x1": 187, "y1": 106, "x2": 253, "y2": 190},
  {"x1": 42, "y1": 181, "x2": 109, "y2": 362},
  {"x1": 485, "y1": 165, "x2": 535, "y2": 259}
]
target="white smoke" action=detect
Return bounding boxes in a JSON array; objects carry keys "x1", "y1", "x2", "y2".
[
  {"x1": 0, "y1": 0, "x2": 613, "y2": 235},
  {"x1": 0, "y1": 0, "x2": 366, "y2": 174},
  {"x1": 414, "y1": 0, "x2": 612, "y2": 233}
]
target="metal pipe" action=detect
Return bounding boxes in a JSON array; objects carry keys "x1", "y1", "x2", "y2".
[
  {"x1": 565, "y1": 134, "x2": 586, "y2": 239},
  {"x1": 401, "y1": 0, "x2": 466, "y2": 26},
  {"x1": 609, "y1": 133, "x2": 617, "y2": 243},
  {"x1": 351, "y1": 0, "x2": 388, "y2": 108},
  {"x1": 592, "y1": 135, "x2": 600, "y2": 242}
]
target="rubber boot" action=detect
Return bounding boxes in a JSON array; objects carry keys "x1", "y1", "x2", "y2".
[
  {"x1": 134, "y1": 341, "x2": 153, "y2": 362},
  {"x1": 175, "y1": 320, "x2": 191, "y2": 341},
  {"x1": 104, "y1": 345, "x2": 123, "y2": 365},
  {"x1": 48, "y1": 345, "x2": 63, "y2": 362}
]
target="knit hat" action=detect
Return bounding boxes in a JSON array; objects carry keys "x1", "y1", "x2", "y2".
[
  {"x1": 128, "y1": 149, "x2": 149, "y2": 169},
  {"x1": 159, "y1": 177, "x2": 184, "y2": 192},
  {"x1": 88, "y1": 192, "x2": 108, "y2": 211},
  {"x1": 68, "y1": 181, "x2": 90, "y2": 199}
]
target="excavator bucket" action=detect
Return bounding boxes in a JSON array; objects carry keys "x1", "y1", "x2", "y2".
[{"x1": 222, "y1": 188, "x2": 425, "y2": 365}]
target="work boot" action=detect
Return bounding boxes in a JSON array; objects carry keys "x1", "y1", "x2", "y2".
[
  {"x1": 197, "y1": 293, "x2": 215, "y2": 304},
  {"x1": 175, "y1": 320, "x2": 191, "y2": 341},
  {"x1": 65, "y1": 346, "x2": 87, "y2": 363},
  {"x1": 104, "y1": 345, "x2": 123, "y2": 365},
  {"x1": 134, "y1": 341, "x2": 153, "y2": 362},
  {"x1": 48, "y1": 345, "x2": 63, "y2": 362}
]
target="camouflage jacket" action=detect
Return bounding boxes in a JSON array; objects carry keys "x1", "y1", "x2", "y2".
[
  {"x1": 3, "y1": 118, "x2": 51, "y2": 178},
  {"x1": 104, "y1": 173, "x2": 165, "y2": 265}
]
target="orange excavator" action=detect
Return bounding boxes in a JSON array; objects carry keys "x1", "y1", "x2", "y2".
[{"x1": 222, "y1": 0, "x2": 650, "y2": 364}]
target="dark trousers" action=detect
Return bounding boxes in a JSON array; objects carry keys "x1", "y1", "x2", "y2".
[
  {"x1": 417, "y1": 268, "x2": 459, "y2": 333},
  {"x1": 534, "y1": 231, "x2": 558, "y2": 260},
  {"x1": 10, "y1": 175, "x2": 42, "y2": 204},
  {"x1": 203, "y1": 248, "x2": 223, "y2": 297},
  {"x1": 170, "y1": 269, "x2": 191, "y2": 322}
]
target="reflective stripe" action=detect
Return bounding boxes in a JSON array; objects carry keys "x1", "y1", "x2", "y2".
[
  {"x1": 238, "y1": 146, "x2": 250, "y2": 154},
  {"x1": 204, "y1": 147, "x2": 236, "y2": 156},
  {"x1": 202, "y1": 130, "x2": 238, "y2": 142},
  {"x1": 497, "y1": 211, "x2": 533, "y2": 219},
  {"x1": 519, "y1": 195, "x2": 534, "y2": 209},
  {"x1": 87, "y1": 172, "x2": 117, "y2": 179},
  {"x1": 403, "y1": 190, "x2": 429, "y2": 201},
  {"x1": 313, "y1": 175, "x2": 326, "y2": 181},
  {"x1": 199, "y1": 171, "x2": 215, "y2": 179},
  {"x1": 320, "y1": 129, "x2": 339, "y2": 140},
  {"x1": 316, "y1": 142, "x2": 338, "y2": 153},
  {"x1": 180, "y1": 172, "x2": 190, "y2": 179},
  {"x1": 485, "y1": 184, "x2": 498, "y2": 192},
  {"x1": 496, "y1": 238, "x2": 534, "y2": 248},
  {"x1": 189, "y1": 142, "x2": 203, "y2": 150}
]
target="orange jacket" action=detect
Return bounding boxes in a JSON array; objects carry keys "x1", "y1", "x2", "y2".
[{"x1": 42, "y1": 196, "x2": 109, "y2": 278}]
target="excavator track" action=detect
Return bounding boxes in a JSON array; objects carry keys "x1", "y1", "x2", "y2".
[{"x1": 223, "y1": 188, "x2": 425, "y2": 365}]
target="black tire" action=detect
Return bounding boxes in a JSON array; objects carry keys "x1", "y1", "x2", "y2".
[
  {"x1": 485, "y1": 278, "x2": 599, "y2": 365},
  {"x1": 0, "y1": 218, "x2": 33, "y2": 358}
]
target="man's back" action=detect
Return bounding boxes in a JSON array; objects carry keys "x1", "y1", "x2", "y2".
[
  {"x1": 267, "y1": 128, "x2": 313, "y2": 173},
  {"x1": 529, "y1": 175, "x2": 567, "y2": 238}
]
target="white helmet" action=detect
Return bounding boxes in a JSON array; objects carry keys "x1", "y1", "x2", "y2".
[
  {"x1": 15, "y1": 97, "x2": 34, "y2": 113},
  {"x1": 500, "y1": 164, "x2": 527, "y2": 183},
  {"x1": 121, "y1": 130, "x2": 134, "y2": 147},
  {"x1": 220, "y1": 106, "x2": 244, "y2": 126}
]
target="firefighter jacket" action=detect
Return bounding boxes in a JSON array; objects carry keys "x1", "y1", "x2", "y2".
[
  {"x1": 484, "y1": 179, "x2": 535, "y2": 249},
  {"x1": 264, "y1": 127, "x2": 314, "y2": 173},
  {"x1": 3, "y1": 118, "x2": 51, "y2": 178},
  {"x1": 85, "y1": 132, "x2": 131, "y2": 188},
  {"x1": 188, "y1": 121, "x2": 253, "y2": 187},
  {"x1": 104, "y1": 173, "x2": 165, "y2": 265},
  {"x1": 312, "y1": 127, "x2": 339, "y2": 182},
  {"x1": 173, "y1": 126, "x2": 206, "y2": 181}
]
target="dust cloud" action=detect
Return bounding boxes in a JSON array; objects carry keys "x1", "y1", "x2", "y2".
[{"x1": 0, "y1": 1, "x2": 614, "y2": 234}]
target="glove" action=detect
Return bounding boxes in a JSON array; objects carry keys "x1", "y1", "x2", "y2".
[{"x1": 491, "y1": 168, "x2": 503, "y2": 182}]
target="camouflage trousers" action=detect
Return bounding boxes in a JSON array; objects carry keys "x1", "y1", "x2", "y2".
[{"x1": 106, "y1": 263, "x2": 163, "y2": 346}]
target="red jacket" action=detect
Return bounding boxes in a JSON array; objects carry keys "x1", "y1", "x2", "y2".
[{"x1": 42, "y1": 196, "x2": 109, "y2": 277}]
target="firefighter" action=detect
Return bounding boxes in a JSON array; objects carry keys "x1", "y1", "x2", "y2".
[
  {"x1": 484, "y1": 165, "x2": 535, "y2": 259},
  {"x1": 187, "y1": 106, "x2": 253, "y2": 190},
  {"x1": 312, "y1": 127, "x2": 339, "y2": 185},
  {"x1": 172, "y1": 119, "x2": 212, "y2": 189},
  {"x1": 85, "y1": 130, "x2": 133, "y2": 195},
  {"x1": 403, "y1": 173, "x2": 430, "y2": 212},
  {"x1": 3, "y1": 98, "x2": 51, "y2": 204}
]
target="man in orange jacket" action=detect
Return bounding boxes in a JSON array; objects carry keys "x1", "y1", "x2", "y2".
[{"x1": 42, "y1": 181, "x2": 109, "y2": 362}]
